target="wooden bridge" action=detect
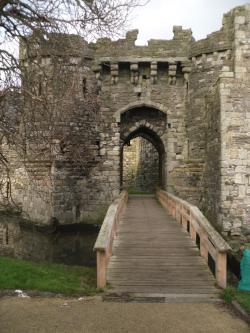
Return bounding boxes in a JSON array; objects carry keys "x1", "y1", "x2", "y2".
[{"x1": 94, "y1": 190, "x2": 231, "y2": 301}]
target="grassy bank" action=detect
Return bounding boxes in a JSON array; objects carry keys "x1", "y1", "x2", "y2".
[
  {"x1": 0, "y1": 256, "x2": 98, "y2": 295},
  {"x1": 223, "y1": 287, "x2": 250, "y2": 314}
]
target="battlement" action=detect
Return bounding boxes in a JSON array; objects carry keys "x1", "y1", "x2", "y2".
[
  {"x1": 20, "y1": 31, "x2": 92, "y2": 60},
  {"x1": 19, "y1": 4, "x2": 250, "y2": 65}
]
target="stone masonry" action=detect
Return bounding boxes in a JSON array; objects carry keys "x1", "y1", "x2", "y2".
[
  {"x1": 1, "y1": 5, "x2": 250, "y2": 240},
  {"x1": 123, "y1": 137, "x2": 159, "y2": 192}
]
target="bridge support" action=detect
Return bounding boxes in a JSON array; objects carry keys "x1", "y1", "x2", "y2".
[
  {"x1": 96, "y1": 250, "x2": 107, "y2": 289},
  {"x1": 216, "y1": 252, "x2": 227, "y2": 289}
]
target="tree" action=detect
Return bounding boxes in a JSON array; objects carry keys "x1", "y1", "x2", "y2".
[
  {"x1": 0, "y1": 0, "x2": 145, "y2": 90},
  {"x1": 0, "y1": 0, "x2": 147, "y2": 213}
]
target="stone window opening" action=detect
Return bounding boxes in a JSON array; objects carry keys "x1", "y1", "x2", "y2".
[
  {"x1": 5, "y1": 224, "x2": 9, "y2": 245},
  {"x1": 82, "y1": 77, "x2": 87, "y2": 97},
  {"x1": 75, "y1": 204, "x2": 80, "y2": 220},
  {"x1": 6, "y1": 181, "x2": 10, "y2": 199},
  {"x1": 158, "y1": 62, "x2": 169, "y2": 78},
  {"x1": 38, "y1": 80, "x2": 42, "y2": 96},
  {"x1": 96, "y1": 140, "x2": 101, "y2": 156},
  {"x1": 118, "y1": 62, "x2": 130, "y2": 82},
  {"x1": 139, "y1": 62, "x2": 150, "y2": 81},
  {"x1": 175, "y1": 62, "x2": 184, "y2": 85},
  {"x1": 60, "y1": 141, "x2": 67, "y2": 155},
  {"x1": 101, "y1": 63, "x2": 110, "y2": 75}
]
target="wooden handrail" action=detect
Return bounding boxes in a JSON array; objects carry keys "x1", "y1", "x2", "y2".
[
  {"x1": 156, "y1": 188, "x2": 231, "y2": 288},
  {"x1": 93, "y1": 190, "x2": 128, "y2": 288}
]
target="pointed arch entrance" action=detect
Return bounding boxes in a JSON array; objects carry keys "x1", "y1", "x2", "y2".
[{"x1": 119, "y1": 105, "x2": 167, "y2": 192}]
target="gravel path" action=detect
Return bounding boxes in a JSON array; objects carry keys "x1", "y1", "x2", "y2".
[{"x1": 0, "y1": 296, "x2": 249, "y2": 333}]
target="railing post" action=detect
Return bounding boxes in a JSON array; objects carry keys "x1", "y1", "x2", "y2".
[
  {"x1": 96, "y1": 250, "x2": 107, "y2": 289},
  {"x1": 190, "y1": 219, "x2": 196, "y2": 241},
  {"x1": 216, "y1": 251, "x2": 227, "y2": 288},
  {"x1": 200, "y1": 236, "x2": 208, "y2": 262},
  {"x1": 174, "y1": 202, "x2": 177, "y2": 219},
  {"x1": 181, "y1": 205, "x2": 187, "y2": 230},
  {"x1": 177, "y1": 203, "x2": 181, "y2": 222}
]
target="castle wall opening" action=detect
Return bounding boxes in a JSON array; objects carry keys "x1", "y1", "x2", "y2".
[
  {"x1": 122, "y1": 136, "x2": 160, "y2": 193},
  {"x1": 120, "y1": 124, "x2": 165, "y2": 192}
]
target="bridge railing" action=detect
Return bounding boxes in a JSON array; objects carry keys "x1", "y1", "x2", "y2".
[
  {"x1": 156, "y1": 188, "x2": 231, "y2": 288},
  {"x1": 94, "y1": 190, "x2": 128, "y2": 288}
]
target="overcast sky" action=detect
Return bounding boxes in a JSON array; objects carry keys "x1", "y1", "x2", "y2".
[{"x1": 130, "y1": 0, "x2": 249, "y2": 44}]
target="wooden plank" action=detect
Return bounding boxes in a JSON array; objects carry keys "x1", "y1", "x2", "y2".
[
  {"x1": 106, "y1": 195, "x2": 219, "y2": 297},
  {"x1": 109, "y1": 282, "x2": 216, "y2": 287},
  {"x1": 111, "y1": 287, "x2": 219, "y2": 293}
]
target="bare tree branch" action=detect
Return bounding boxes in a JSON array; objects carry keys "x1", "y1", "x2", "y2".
[{"x1": 0, "y1": 0, "x2": 148, "y2": 211}]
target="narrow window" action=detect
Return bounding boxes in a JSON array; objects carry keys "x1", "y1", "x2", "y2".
[
  {"x1": 82, "y1": 78, "x2": 87, "y2": 97},
  {"x1": 6, "y1": 181, "x2": 10, "y2": 199},
  {"x1": 38, "y1": 80, "x2": 42, "y2": 96}
]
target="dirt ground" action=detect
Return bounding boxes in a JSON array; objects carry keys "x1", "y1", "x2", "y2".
[{"x1": 0, "y1": 296, "x2": 249, "y2": 333}]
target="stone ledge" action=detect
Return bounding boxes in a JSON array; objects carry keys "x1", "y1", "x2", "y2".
[{"x1": 231, "y1": 300, "x2": 250, "y2": 324}]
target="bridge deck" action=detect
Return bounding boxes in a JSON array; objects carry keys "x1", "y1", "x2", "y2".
[{"x1": 107, "y1": 195, "x2": 219, "y2": 299}]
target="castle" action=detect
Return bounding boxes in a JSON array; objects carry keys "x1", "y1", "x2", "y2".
[{"x1": 1, "y1": 4, "x2": 250, "y2": 243}]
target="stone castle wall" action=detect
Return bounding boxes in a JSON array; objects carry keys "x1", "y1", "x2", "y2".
[
  {"x1": 1, "y1": 5, "x2": 250, "y2": 239},
  {"x1": 123, "y1": 137, "x2": 159, "y2": 192},
  {"x1": 200, "y1": 5, "x2": 250, "y2": 238}
]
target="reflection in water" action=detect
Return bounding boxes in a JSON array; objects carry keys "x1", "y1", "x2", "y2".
[{"x1": 0, "y1": 220, "x2": 99, "y2": 267}]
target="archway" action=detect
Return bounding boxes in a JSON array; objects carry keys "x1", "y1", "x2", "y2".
[
  {"x1": 114, "y1": 101, "x2": 168, "y2": 123},
  {"x1": 120, "y1": 126, "x2": 165, "y2": 193}
]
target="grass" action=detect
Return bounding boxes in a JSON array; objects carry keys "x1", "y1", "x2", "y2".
[
  {"x1": 127, "y1": 188, "x2": 153, "y2": 195},
  {"x1": 235, "y1": 292, "x2": 250, "y2": 314},
  {"x1": 222, "y1": 287, "x2": 235, "y2": 303},
  {"x1": 222, "y1": 287, "x2": 250, "y2": 315},
  {"x1": 0, "y1": 256, "x2": 99, "y2": 295}
]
